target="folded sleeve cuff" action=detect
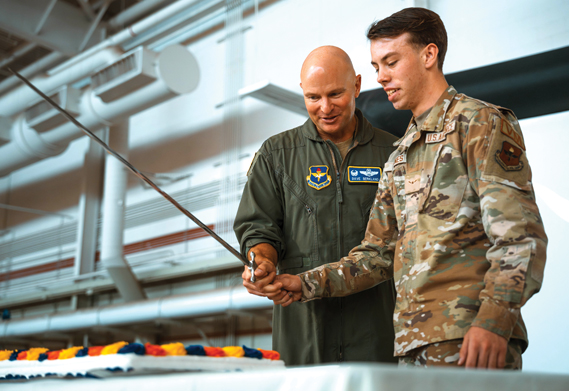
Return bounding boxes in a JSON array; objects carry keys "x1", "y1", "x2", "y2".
[
  {"x1": 471, "y1": 299, "x2": 520, "y2": 340},
  {"x1": 244, "y1": 239, "x2": 282, "y2": 260},
  {"x1": 299, "y1": 271, "x2": 321, "y2": 303}
]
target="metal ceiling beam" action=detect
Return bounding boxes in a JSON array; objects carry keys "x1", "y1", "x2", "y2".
[
  {"x1": 76, "y1": 0, "x2": 96, "y2": 20},
  {"x1": 35, "y1": 0, "x2": 58, "y2": 35},
  {"x1": 0, "y1": 0, "x2": 106, "y2": 56},
  {"x1": 78, "y1": 0, "x2": 112, "y2": 51}
]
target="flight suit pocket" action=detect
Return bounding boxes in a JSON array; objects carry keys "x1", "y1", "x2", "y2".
[
  {"x1": 420, "y1": 145, "x2": 468, "y2": 222},
  {"x1": 278, "y1": 257, "x2": 310, "y2": 273},
  {"x1": 278, "y1": 167, "x2": 319, "y2": 263}
]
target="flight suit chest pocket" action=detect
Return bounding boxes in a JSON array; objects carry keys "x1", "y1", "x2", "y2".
[
  {"x1": 278, "y1": 257, "x2": 308, "y2": 273},
  {"x1": 420, "y1": 144, "x2": 468, "y2": 222}
]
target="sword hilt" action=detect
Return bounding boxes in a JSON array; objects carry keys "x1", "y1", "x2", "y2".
[{"x1": 249, "y1": 251, "x2": 258, "y2": 283}]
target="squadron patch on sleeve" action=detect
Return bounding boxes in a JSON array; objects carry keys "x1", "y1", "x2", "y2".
[
  {"x1": 306, "y1": 165, "x2": 331, "y2": 190},
  {"x1": 347, "y1": 166, "x2": 382, "y2": 183},
  {"x1": 495, "y1": 141, "x2": 524, "y2": 171}
]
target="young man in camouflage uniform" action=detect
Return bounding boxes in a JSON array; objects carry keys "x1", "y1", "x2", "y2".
[
  {"x1": 266, "y1": 8, "x2": 547, "y2": 369},
  {"x1": 234, "y1": 46, "x2": 398, "y2": 365}
]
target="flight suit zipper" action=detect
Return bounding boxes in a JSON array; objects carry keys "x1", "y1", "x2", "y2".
[
  {"x1": 324, "y1": 141, "x2": 343, "y2": 362},
  {"x1": 325, "y1": 138, "x2": 358, "y2": 363}
]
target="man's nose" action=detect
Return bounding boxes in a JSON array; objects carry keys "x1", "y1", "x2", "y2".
[
  {"x1": 377, "y1": 67, "x2": 389, "y2": 85},
  {"x1": 320, "y1": 98, "x2": 333, "y2": 114}
]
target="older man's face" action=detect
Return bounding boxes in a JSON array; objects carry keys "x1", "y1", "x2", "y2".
[{"x1": 301, "y1": 66, "x2": 361, "y2": 142}]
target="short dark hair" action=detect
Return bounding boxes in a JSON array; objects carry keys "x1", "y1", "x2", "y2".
[{"x1": 367, "y1": 8, "x2": 447, "y2": 71}]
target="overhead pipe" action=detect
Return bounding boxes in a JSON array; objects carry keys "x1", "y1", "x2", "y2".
[
  {"x1": 0, "y1": 286, "x2": 270, "y2": 337},
  {"x1": 100, "y1": 120, "x2": 146, "y2": 302},
  {"x1": 107, "y1": 0, "x2": 177, "y2": 31},
  {"x1": 47, "y1": 0, "x2": 202, "y2": 76},
  {"x1": 0, "y1": 44, "x2": 199, "y2": 176},
  {"x1": 0, "y1": 48, "x2": 122, "y2": 118},
  {"x1": 0, "y1": 51, "x2": 66, "y2": 96},
  {"x1": 0, "y1": 43, "x2": 37, "y2": 69},
  {"x1": 0, "y1": 0, "x2": 204, "y2": 117}
]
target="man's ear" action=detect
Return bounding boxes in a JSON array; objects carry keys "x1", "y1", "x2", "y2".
[
  {"x1": 423, "y1": 43, "x2": 439, "y2": 70},
  {"x1": 354, "y1": 74, "x2": 362, "y2": 98}
]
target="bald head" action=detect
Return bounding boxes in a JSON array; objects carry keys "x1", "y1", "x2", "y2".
[
  {"x1": 300, "y1": 46, "x2": 362, "y2": 143},
  {"x1": 300, "y1": 46, "x2": 356, "y2": 84}
]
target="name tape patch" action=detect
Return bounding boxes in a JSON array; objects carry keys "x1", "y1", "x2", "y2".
[
  {"x1": 394, "y1": 153, "x2": 406, "y2": 166},
  {"x1": 348, "y1": 166, "x2": 382, "y2": 183},
  {"x1": 426, "y1": 132, "x2": 446, "y2": 143}
]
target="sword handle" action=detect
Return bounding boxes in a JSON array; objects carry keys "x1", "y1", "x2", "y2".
[{"x1": 249, "y1": 251, "x2": 258, "y2": 283}]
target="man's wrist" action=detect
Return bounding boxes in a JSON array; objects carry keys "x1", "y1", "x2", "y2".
[
  {"x1": 471, "y1": 299, "x2": 519, "y2": 340},
  {"x1": 298, "y1": 272, "x2": 320, "y2": 302},
  {"x1": 247, "y1": 243, "x2": 278, "y2": 266}
]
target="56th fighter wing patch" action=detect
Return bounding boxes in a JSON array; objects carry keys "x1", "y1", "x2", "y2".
[
  {"x1": 347, "y1": 166, "x2": 382, "y2": 183},
  {"x1": 307, "y1": 165, "x2": 331, "y2": 190}
]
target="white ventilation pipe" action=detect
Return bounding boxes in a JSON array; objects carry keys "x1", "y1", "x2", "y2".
[
  {"x1": 48, "y1": 0, "x2": 202, "y2": 77},
  {"x1": 0, "y1": 286, "x2": 270, "y2": 337},
  {"x1": 0, "y1": 48, "x2": 122, "y2": 118},
  {"x1": 100, "y1": 120, "x2": 146, "y2": 302},
  {"x1": 0, "y1": 45, "x2": 199, "y2": 176},
  {"x1": 0, "y1": 0, "x2": 203, "y2": 118}
]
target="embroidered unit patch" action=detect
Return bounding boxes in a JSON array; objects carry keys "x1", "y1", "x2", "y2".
[
  {"x1": 347, "y1": 166, "x2": 382, "y2": 183},
  {"x1": 495, "y1": 141, "x2": 524, "y2": 171},
  {"x1": 306, "y1": 165, "x2": 332, "y2": 190}
]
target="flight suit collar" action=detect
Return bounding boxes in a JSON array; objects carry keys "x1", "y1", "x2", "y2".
[{"x1": 302, "y1": 108, "x2": 374, "y2": 145}]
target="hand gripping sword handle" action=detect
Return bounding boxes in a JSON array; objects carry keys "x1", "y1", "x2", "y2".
[{"x1": 249, "y1": 251, "x2": 258, "y2": 283}]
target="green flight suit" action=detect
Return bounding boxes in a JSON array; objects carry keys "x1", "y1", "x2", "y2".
[{"x1": 234, "y1": 109, "x2": 398, "y2": 365}]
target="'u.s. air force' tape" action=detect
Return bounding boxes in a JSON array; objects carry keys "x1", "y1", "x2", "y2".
[{"x1": 347, "y1": 166, "x2": 382, "y2": 183}]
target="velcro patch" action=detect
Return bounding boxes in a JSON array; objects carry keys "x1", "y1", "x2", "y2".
[
  {"x1": 348, "y1": 166, "x2": 382, "y2": 183},
  {"x1": 394, "y1": 153, "x2": 406, "y2": 166},
  {"x1": 500, "y1": 121, "x2": 526, "y2": 150},
  {"x1": 495, "y1": 141, "x2": 524, "y2": 171},
  {"x1": 306, "y1": 165, "x2": 332, "y2": 190},
  {"x1": 425, "y1": 132, "x2": 446, "y2": 143}
]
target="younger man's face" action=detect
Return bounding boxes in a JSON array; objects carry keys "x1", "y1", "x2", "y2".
[{"x1": 370, "y1": 32, "x2": 429, "y2": 115}]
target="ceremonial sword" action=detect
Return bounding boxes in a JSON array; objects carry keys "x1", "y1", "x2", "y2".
[{"x1": 8, "y1": 68, "x2": 258, "y2": 282}]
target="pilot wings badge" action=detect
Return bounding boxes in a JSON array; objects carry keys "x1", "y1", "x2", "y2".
[
  {"x1": 348, "y1": 166, "x2": 382, "y2": 184},
  {"x1": 307, "y1": 165, "x2": 332, "y2": 190}
]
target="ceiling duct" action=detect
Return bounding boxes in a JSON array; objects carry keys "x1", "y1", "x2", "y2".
[
  {"x1": 24, "y1": 85, "x2": 80, "y2": 133},
  {"x1": 0, "y1": 44, "x2": 200, "y2": 176},
  {"x1": 92, "y1": 47, "x2": 158, "y2": 103}
]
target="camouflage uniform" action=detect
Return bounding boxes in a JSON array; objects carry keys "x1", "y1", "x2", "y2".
[
  {"x1": 299, "y1": 86, "x2": 547, "y2": 358},
  {"x1": 398, "y1": 339, "x2": 522, "y2": 369}
]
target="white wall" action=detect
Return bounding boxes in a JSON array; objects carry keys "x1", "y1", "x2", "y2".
[
  {"x1": 1, "y1": 0, "x2": 568, "y2": 373},
  {"x1": 518, "y1": 111, "x2": 569, "y2": 374}
]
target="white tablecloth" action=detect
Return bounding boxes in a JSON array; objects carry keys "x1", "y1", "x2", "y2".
[{"x1": 2, "y1": 363, "x2": 568, "y2": 391}]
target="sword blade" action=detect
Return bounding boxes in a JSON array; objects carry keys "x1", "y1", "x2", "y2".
[{"x1": 8, "y1": 68, "x2": 248, "y2": 267}]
